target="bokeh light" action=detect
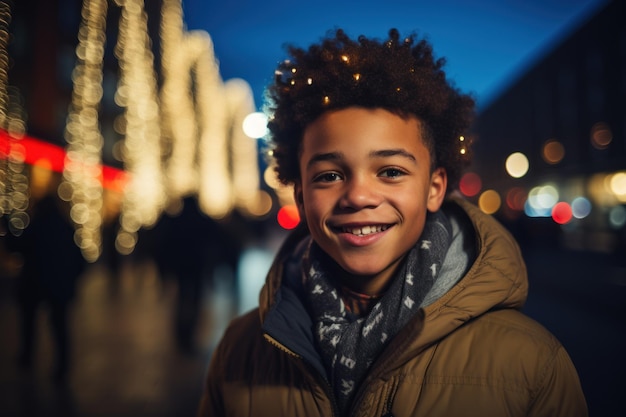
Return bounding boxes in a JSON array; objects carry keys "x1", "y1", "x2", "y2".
[
  {"x1": 506, "y1": 187, "x2": 527, "y2": 211},
  {"x1": 551, "y1": 202, "x2": 573, "y2": 224},
  {"x1": 478, "y1": 189, "x2": 501, "y2": 214},
  {"x1": 525, "y1": 184, "x2": 560, "y2": 217},
  {"x1": 277, "y1": 204, "x2": 300, "y2": 229},
  {"x1": 542, "y1": 139, "x2": 565, "y2": 164},
  {"x1": 608, "y1": 205, "x2": 626, "y2": 228},
  {"x1": 528, "y1": 184, "x2": 559, "y2": 210},
  {"x1": 505, "y1": 152, "x2": 529, "y2": 178},
  {"x1": 609, "y1": 172, "x2": 626, "y2": 202},
  {"x1": 590, "y1": 121, "x2": 612, "y2": 150},
  {"x1": 571, "y1": 196, "x2": 592, "y2": 219},
  {"x1": 242, "y1": 112, "x2": 269, "y2": 139},
  {"x1": 459, "y1": 172, "x2": 482, "y2": 197}
]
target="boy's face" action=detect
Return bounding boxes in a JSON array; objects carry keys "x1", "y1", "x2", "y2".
[{"x1": 295, "y1": 107, "x2": 447, "y2": 294}]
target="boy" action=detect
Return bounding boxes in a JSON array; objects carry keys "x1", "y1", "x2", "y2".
[{"x1": 198, "y1": 29, "x2": 587, "y2": 416}]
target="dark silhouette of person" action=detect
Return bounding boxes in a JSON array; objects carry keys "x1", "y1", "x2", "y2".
[
  {"x1": 155, "y1": 196, "x2": 240, "y2": 354},
  {"x1": 11, "y1": 189, "x2": 85, "y2": 382}
]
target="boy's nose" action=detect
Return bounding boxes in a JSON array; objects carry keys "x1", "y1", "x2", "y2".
[{"x1": 339, "y1": 177, "x2": 382, "y2": 209}]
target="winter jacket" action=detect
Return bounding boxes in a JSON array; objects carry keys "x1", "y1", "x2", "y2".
[{"x1": 198, "y1": 198, "x2": 587, "y2": 417}]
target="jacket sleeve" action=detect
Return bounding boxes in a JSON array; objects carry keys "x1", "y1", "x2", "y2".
[{"x1": 527, "y1": 345, "x2": 588, "y2": 417}]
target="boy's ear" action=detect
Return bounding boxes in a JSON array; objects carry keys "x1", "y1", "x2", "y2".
[
  {"x1": 293, "y1": 181, "x2": 305, "y2": 216},
  {"x1": 426, "y1": 167, "x2": 447, "y2": 212}
]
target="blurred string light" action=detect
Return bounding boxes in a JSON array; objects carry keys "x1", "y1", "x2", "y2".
[
  {"x1": 114, "y1": 0, "x2": 165, "y2": 255},
  {"x1": 224, "y1": 80, "x2": 270, "y2": 217},
  {"x1": 62, "y1": 0, "x2": 108, "y2": 261},
  {"x1": 0, "y1": 2, "x2": 28, "y2": 237},
  {"x1": 161, "y1": 0, "x2": 229, "y2": 214},
  {"x1": 160, "y1": 0, "x2": 264, "y2": 219},
  {"x1": 58, "y1": 0, "x2": 267, "y2": 258},
  {"x1": 160, "y1": 0, "x2": 202, "y2": 200}
]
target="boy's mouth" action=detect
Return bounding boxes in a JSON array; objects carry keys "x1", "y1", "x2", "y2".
[{"x1": 341, "y1": 224, "x2": 390, "y2": 237}]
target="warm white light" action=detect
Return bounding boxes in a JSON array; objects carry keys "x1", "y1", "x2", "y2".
[
  {"x1": 62, "y1": 0, "x2": 108, "y2": 261},
  {"x1": 505, "y1": 152, "x2": 529, "y2": 178},
  {"x1": 609, "y1": 172, "x2": 626, "y2": 200},
  {"x1": 528, "y1": 184, "x2": 559, "y2": 209},
  {"x1": 242, "y1": 112, "x2": 268, "y2": 139}
]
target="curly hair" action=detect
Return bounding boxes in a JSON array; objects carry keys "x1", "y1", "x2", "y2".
[{"x1": 265, "y1": 28, "x2": 475, "y2": 190}]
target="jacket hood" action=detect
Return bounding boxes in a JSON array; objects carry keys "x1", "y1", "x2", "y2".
[
  {"x1": 259, "y1": 198, "x2": 528, "y2": 354},
  {"x1": 417, "y1": 198, "x2": 528, "y2": 349}
]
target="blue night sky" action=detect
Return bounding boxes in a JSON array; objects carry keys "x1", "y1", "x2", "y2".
[{"x1": 181, "y1": 0, "x2": 608, "y2": 111}]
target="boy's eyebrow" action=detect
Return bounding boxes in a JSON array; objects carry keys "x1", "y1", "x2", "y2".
[
  {"x1": 306, "y1": 149, "x2": 417, "y2": 168},
  {"x1": 370, "y1": 149, "x2": 417, "y2": 162},
  {"x1": 306, "y1": 151, "x2": 343, "y2": 168}
]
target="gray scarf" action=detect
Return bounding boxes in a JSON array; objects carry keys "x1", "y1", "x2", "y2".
[{"x1": 303, "y1": 210, "x2": 452, "y2": 414}]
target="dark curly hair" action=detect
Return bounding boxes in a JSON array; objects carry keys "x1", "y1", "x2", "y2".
[{"x1": 265, "y1": 28, "x2": 475, "y2": 190}]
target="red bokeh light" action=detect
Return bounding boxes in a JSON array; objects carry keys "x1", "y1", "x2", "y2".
[
  {"x1": 0, "y1": 129, "x2": 127, "y2": 191},
  {"x1": 459, "y1": 172, "x2": 482, "y2": 197},
  {"x1": 551, "y1": 202, "x2": 573, "y2": 224},
  {"x1": 506, "y1": 187, "x2": 527, "y2": 211},
  {"x1": 277, "y1": 205, "x2": 300, "y2": 229}
]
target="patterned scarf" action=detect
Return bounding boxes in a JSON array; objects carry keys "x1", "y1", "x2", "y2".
[{"x1": 302, "y1": 210, "x2": 452, "y2": 414}]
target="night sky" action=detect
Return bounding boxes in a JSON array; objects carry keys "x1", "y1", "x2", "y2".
[{"x1": 181, "y1": 0, "x2": 608, "y2": 111}]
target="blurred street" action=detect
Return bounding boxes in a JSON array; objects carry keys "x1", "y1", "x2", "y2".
[
  {"x1": 0, "y1": 242, "x2": 624, "y2": 417},
  {"x1": 0, "y1": 258, "x2": 237, "y2": 417}
]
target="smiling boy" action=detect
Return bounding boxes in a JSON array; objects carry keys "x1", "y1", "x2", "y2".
[{"x1": 198, "y1": 29, "x2": 587, "y2": 417}]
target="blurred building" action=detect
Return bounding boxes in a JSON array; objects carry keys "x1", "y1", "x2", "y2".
[{"x1": 470, "y1": 0, "x2": 625, "y2": 254}]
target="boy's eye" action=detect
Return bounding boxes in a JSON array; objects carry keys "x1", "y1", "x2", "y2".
[
  {"x1": 314, "y1": 172, "x2": 343, "y2": 182},
  {"x1": 379, "y1": 168, "x2": 406, "y2": 178}
]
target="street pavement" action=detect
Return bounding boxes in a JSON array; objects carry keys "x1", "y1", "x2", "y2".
[
  {"x1": 0, "y1": 244, "x2": 624, "y2": 416},
  {"x1": 0, "y1": 260, "x2": 233, "y2": 417}
]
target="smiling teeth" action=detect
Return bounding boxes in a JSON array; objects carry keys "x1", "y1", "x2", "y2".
[{"x1": 344, "y1": 225, "x2": 389, "y2": 236}]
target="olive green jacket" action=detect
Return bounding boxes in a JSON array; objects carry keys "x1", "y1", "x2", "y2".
[{"x1": 198, "y1": 199, "x2": 587, "y2": 417}]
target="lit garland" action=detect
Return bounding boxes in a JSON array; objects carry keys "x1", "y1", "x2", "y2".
[
  {"x1": 160, "y1": 0, "x2": 199, "y2": 201},
  {"x1": 160, "y1": 0, "x2": 232, "y2": 218},
  {"x1": 223, "y1": 79, "x2": 265, "y2": 216},
  {"x1": 62, "y1": 0, "x2": 108, "y2": 262},
  {"x1": 60, "y1": 0, "x2": 267, "y2": 258},
  {"x1": 0, "y1": 0, "x2": 28, "y2": 237},
  {"x1": 114, "y1": 0, "x2": 165, "y2": 254},
  {"x1": 161, "y1": 0, "x2": 267, "y2": 219}
]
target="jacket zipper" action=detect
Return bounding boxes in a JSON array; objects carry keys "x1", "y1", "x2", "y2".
[
  {"x1": 381, "y1": 379, "x2": 399, "y2": 417},
  {"x1": 263, "y1": 332, "x2": 341, "y2": 416}
]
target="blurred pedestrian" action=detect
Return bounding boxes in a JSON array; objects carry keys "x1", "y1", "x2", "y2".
[
  {"x1": 9, "y1": 167, "x2": 85, "y2": 382},
  {"x1": 156, "y1": 196, "x2": 239, "y2": 354}
]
